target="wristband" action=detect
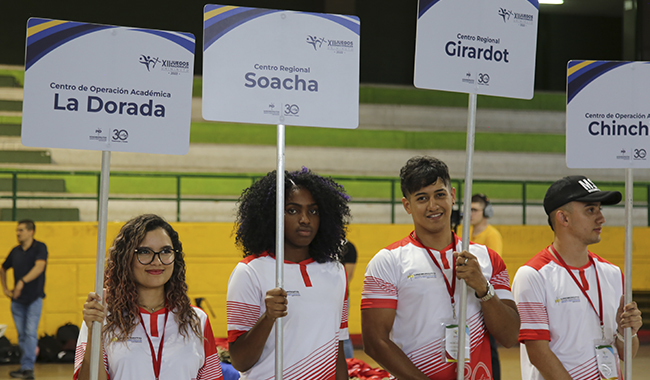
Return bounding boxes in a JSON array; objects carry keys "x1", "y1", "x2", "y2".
[{"x1": 616, "y1": 331, "x2": 637, "y2": 342}]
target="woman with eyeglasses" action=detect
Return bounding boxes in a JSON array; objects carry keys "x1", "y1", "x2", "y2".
[
  {"x1": 227, "y1": 168, "x2": 351, "y2": 380},
  {"x1": 73, "y1": 214, "x2": 223, "y2": 380}
]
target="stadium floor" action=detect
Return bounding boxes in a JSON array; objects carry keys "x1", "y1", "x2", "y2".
[{"x1": 3, "y1": 345, "x2": 649, "y2": 380}]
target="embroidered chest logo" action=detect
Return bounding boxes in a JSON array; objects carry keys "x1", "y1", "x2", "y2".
[
  {"x1": 127, "y1": 337, "x2": 143, "y2": 343},
  {"x1": 286, "y1": 290, "x2": 301, "y2": 297},
  {"x1": 407, "y1": 272, "x2": 437, "y2": 280}
]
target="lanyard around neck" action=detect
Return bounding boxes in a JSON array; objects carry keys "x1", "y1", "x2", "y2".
[
  {"x1": 414, "y1": 233, "x2": 458, "y2": 319},
  {"x1": 549, "y1": 245, "x2": 604, "y2": 337},
  {"x1": 139, "y1": 308, "x2": 170, "y2": 380}
]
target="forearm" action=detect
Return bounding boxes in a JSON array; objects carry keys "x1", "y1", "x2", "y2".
[
  {"x1": 77, "y1": 326, "x2": 107, "y2": 380},
  {"x1": 0, "y1": 267, "x2": 8, "y2": 291},
  {"x1": 615, "y1": 334, "x2": 639, "y2": 359},
  {"x1": 229, "y1": 312, "x2": 276, "y2": 372},
  {"x1": 21, "y1": 260, "x2": 45, "y2": 283},
  {"x1": 363, "y1": 335, "x2": 429, "y2": 380},
  {"x1": 525, "y1": 341, "x2": 572, "y2": 380},
  {"x1": 336, "y1": 341, "x2": 348, "y2": 380},
  {"x1": 481, "y1": 297, "x2": 520, "y2": 348}
]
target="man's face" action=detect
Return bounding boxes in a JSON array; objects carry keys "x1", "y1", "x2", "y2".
[
  {"x1": 16, "y1": 224, "x2": 34, "y2": 245},
  {"x1": 563, "y1": 201, "x2": 605, "y2": 245},
  {"x1": 470, "y1": 201, "x2": 485, "y2": 226},
  {"x1": 402, "y1": 180, "x2": 455, "y2": 236}
]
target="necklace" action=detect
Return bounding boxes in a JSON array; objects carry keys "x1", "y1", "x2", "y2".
[{"x1": 138, "y1": 300, "x2": 165, "y2": 313}]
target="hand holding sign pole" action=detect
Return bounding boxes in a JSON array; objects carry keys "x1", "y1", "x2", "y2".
[
  {"x1": 567, "y1": 60, "x2": 650, "y2": 379},
  {"x1": 414, "y1": 1, "x2": 538, "y2": 377},
  {"x1": 22, "y1": 18, "x2": 195, "y2": 380},
  {"x1": 203, "y1": 5, "x2": 359, "y2": 379}
]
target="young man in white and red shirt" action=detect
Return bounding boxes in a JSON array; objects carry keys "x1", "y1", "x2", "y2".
[
  {"x1": 513, "y1": 175, "x2": 643, "y2": 380},
  {"x1": 361, "y1": 156, "x2": 520, "y2": 380}
]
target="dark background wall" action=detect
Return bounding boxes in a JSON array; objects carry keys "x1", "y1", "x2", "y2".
[{"x1": 0, "y1": 0, "x2": 625, "y2": 91}]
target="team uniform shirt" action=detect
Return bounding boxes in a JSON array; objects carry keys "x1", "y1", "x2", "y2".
[
  {"x1": 227, "y1": 253, "x2": 348, "y2": 380},
  {"x1": 361, "y1": 232, "x2": 513, "y2": 380},
  {"x1": 73, "y1": 306, "x2": 223, "y2": 380},
  {"x1": 513, "y1": 247, "x2": 623, "y2": 380},
  {"x1": 470, "y1": 225, "x2": 503, "y2": 255}
]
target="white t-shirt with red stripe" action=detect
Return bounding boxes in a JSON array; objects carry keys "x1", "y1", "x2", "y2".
[
  {"x1": 73, "y1": 306, "x2": 223, "y2": 380},
  {"x1": 361, "y1": 232, "x2": 513, "y2": 380},
  {"x1": 227, "y1": 253, "x2": 348, "y2": 380},
  {"x1": 513, "y1": 247, "x2": 623, "y2": 380}
]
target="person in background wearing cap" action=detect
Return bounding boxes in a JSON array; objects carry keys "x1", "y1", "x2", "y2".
[{"x1": 512, "y1": 175, "x2": 643, "y2": 380}]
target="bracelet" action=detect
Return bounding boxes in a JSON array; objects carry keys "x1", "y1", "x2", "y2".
[{"x1": 616, "y1": 331, "x2": 637, "y2": 342}]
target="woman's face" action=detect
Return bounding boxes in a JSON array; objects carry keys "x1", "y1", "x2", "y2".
[
  {"x1": 131, "y1": 227, "x2": 175, "y2": 291},
  {"x1": 284, "y1": 187, "x2": 320, "y2": 252}
]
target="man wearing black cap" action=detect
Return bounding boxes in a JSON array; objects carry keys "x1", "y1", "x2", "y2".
[{"x1": 513, "y1": 176, "x2": 642, "y2": 380}]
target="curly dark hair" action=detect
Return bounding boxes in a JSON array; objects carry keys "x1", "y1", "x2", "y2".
[
  {"x1": 235, "y1": 168, "x2": 350, "y2": 263},
  {"x1": 400, "y1": 156, "x2": 451, "y2": 198},
  {"x1": 103, "y1": 214, "x2": 201, "y2": 342}
]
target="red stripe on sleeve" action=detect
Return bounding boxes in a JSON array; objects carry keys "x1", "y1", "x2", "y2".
[
  {"x1": 360, "y1": 298, "x2": 397, "y2": 310},
  {"x1": 228, "y1": 329, "x2": 248, "y2": 343},
  {"x1": 519, "y1": 329, "x2": 551, "y2": 343}
]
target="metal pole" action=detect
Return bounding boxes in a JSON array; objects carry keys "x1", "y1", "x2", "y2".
[
  {"x1": 11, "y1": 172, "x2": 17, "y2": 221},
  {"x1": 646, "y1": 184, "x2": 649, "y2": 227},
  {"x1": 90, "y1": 150, "x2": 111, "y2": 380},
  {"x1": 176, "y1": 176, "x2": 181, "y2": 222},
  {"x1": 624, "y1": 168, "x2": 633, "y2": 380},
  {"x1": 390, "y1": 179, "x2": 396, "y2": 224},
  {"x1": 275, "y1": 124, "x2": 286, "y2": 380},
  {"x1": 457, "y1": 93, "x2": 477, "y2": 380},
  {"x1": 522, "y1": 182, "x2": 527, "y2": 225}
]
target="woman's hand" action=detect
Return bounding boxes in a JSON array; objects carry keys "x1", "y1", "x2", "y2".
[
  {"x1": 264, "y1": 287, "x2": 288, "y2": 321},
  {"x1": 83, "y1": 292, "x2": 107, "y2": 327}
]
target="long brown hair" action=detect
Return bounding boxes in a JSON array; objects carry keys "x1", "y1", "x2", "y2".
[{"x1": 103, "y1": 214, "x2": 201, "y2": 342}]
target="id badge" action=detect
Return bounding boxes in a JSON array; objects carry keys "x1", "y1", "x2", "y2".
[
  {"x1": 443, "y1": 322, "x2": 470, "y2": 363},
  {"x1": 594, "y1": 340, "x2": 620, "y2": 380}
]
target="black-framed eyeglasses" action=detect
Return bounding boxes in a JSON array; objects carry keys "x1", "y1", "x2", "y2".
[{"x1": 134, "y1": 247, "x2": 176, "y2": 265}]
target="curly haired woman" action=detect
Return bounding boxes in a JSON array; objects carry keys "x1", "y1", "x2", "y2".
[
  {"x1": 74, "y1": 214, "x2": 223, "y2": 380},
  {"x1": 227, "y1": 168, "x2": 351, "y2": 380}
]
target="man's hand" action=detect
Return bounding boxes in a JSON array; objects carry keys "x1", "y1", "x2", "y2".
[
  {"x1": 454, "y1": 251, "x2": 488, "y2": 296},
  {"x1": 616, "y1": 296, "x2": 643, "y2": 335},
  {"x1": 3, "y1": 288, "x2": 13, "y2": 298},
  {"x1": 12, "y1": 279, "x2": 23, "y2": 300}
]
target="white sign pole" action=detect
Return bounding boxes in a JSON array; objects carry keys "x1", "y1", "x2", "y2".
[
  {"x1": 457, "y1": 92, "x2": 477, "y2": 379},
  {"x1": 624, "y1": 168, "x2": 633, "y2": 379},
  {"x1": 274, "y1": 124, "x2": 286, "y2": 380},
  {"x1": 89, "y1": 150, "x2": 111, "y2": 380}
]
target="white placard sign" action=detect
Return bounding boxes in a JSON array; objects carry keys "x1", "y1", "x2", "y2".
[
  {"x1": 22, "y1": 18, "x2": 195, "y2": 155},
  {"x1": 414, "y1": 0, "x2": 538, "y2": 99},
  {"x1": 202, "y1": 5, "x2": 360, "y2": 129},
  {"x1": 566, "y1": 60, "x2": 650, "y2": 168}
]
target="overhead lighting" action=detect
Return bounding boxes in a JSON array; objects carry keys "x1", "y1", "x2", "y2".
[{"x1": 539, "y1": 0, "x2": 563, "y2": 4}]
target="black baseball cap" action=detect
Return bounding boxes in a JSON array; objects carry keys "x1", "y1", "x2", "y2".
[{"x1": 543, "y1": 175, "x2": 622, "y2": 215}]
